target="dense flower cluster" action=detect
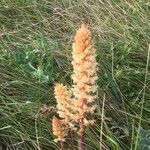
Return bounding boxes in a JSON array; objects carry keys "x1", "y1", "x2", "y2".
[
  {"x1": 52, "y1": 23, "x2": 98, "y2": 142},
  {"x1": 71, "y1": 23, "x2": 98, "y2": 125},
  {"x1": 54, "y1": 83, "x2": 77, "y2": 126}
]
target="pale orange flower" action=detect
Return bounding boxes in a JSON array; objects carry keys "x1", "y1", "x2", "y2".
[
  {"x1": 54, "y1": 83, "x2": 78, "y2": 127},
  {"x1": 71, "y1": 23, "x2": 98, "y2": 125},
  {"x1": 53, "y1": 23, "x2": 98, "y2": 144}
]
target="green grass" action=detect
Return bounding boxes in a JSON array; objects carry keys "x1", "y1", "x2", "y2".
[{"x1": 0, "y1": 0, "x2": 150, "y2": 149}]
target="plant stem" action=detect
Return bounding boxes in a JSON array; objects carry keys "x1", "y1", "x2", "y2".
[
  {"x1": 79, "y1": 118, "x2": 86, "y2": 150},
  {"x1": 60, "y1": 141, "x2": 64, "y2": 150},
  {"x1": 67, "y1": 129, "x2": 72, "y2": 150}
]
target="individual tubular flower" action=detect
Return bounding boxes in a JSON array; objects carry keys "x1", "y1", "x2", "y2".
[
  {"x1": 71, "y1": 23, "x2": 98, "y2": 125},
  {"x1": 52, "y1": 116, "x2": 69, "y2": 142}
]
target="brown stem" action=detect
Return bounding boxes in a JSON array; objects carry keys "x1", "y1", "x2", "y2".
[
  {"x1": 67, "y1": 129, "x2": 72, "y2": 150},
  {"x1": 79, "y1": 118, "x2": 86, "y2": 150},
  {"x1": 60, "y1": 141, "x2": 64, "y2": 150}
]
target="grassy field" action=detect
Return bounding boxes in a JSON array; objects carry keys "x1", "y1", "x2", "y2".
[{"x1": 0, "y1": 0, "x2": 150, "y2": 150}]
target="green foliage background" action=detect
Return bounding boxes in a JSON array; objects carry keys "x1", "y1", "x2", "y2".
[{"x1": 0, "y1": 0, "x2": 150, "y2": 149}]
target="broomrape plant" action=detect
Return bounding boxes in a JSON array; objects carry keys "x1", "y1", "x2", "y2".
[{"x1": 52, "y1": 23, "x2": 98, "y2": 150}]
